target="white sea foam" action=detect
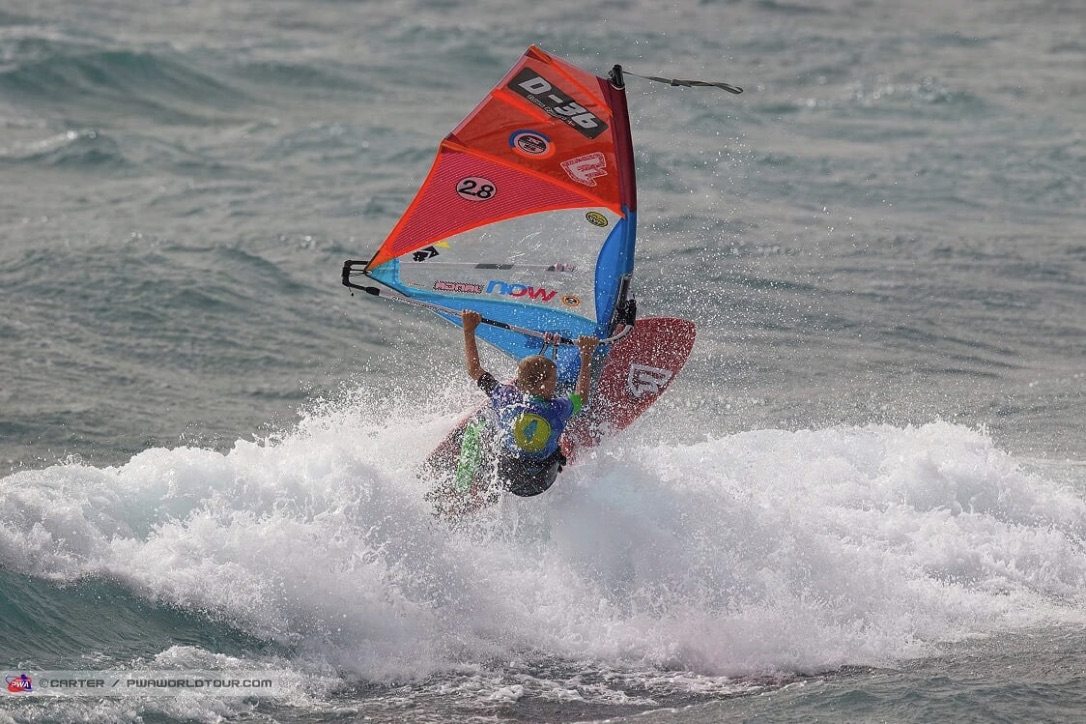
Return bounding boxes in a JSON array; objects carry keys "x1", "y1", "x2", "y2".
[{"x1": 3, "y1": 393, "x2": 1085, "y2": 683}]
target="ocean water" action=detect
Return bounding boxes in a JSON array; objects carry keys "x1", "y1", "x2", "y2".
[{"x1": 2, "y1": 0, "x2": 1085, "y2": 722}]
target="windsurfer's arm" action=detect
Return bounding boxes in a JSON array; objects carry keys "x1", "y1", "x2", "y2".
[
  {"x1": 462, "y1": 310, "x2": 486, "y2": 381},
  {"x1": 573, "y1": 336, "x2": 599, "y2": 404}
]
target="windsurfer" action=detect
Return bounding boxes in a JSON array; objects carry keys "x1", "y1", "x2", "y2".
[{"x1": 462, "y1": 310, "x2": 598, "y2": 496}]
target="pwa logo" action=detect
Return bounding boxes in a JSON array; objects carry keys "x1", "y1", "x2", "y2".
[
  {"x1": 5, "y1": 674, "x2": 32, "y2": 693},
  {"x1": 626, "y1": 364, "x2": 673, "y2": 399},
  {"x1": 486, "y1": 280, "x2": 558, "y2": 302}
]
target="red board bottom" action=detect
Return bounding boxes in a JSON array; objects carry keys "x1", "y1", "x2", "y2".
[{"x1": 562, "y1": 316, "x2": 696, "y2": 459}]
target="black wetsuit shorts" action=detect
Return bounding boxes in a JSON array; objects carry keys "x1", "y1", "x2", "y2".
[{"x1": 498, "y1": 447, "x2": 567, "y2": 497}]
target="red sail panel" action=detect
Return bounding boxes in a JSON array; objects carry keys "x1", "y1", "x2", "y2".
[
  {"x1": 369, "y1": 149, "x2": 596, "y2": 267},
  {"x1": 367, "y1": 46, "x2": 628, "y2": 271}
]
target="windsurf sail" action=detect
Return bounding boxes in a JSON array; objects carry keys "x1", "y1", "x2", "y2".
[{"x1": 343, "y1": 46, "x2": 638, "y2": 383}]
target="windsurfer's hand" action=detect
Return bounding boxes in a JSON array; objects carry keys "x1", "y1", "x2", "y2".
[
  {"x1": 576, "y1": 336, "x2": 599, "y2": 358},
  {"x1": 462, "y1": 310, "x2": 481, "y2": 333}
]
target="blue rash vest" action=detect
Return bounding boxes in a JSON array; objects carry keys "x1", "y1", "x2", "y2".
[{"x1": 477, "y1": 372, "x2": 582, "y2": 460}]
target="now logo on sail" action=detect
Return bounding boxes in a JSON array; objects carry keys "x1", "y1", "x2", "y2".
[{"x1": 486, "y1": 280, "x2": 558, "y2": 302}]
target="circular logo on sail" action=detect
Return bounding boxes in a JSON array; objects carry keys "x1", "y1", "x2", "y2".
[
  {"x1": 509, "y1": 130, "x2": 554, "y2": 159},
  {"x1": 456, "y1": 177, "x2": 496, "y2": 202},
  {"x1": 585, "y1": 211, "x2": 609, "y2": 228}
]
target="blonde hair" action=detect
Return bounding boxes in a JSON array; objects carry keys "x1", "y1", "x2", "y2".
[{"x1": 516, "y1": 355, "x2": 557, "y2": 393}]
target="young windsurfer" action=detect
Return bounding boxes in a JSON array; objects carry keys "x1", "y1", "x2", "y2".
[{"x1": 461, "y1": 309, "x2": 598, "y2": 496}]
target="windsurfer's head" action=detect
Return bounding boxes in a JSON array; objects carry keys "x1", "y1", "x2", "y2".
[{"x1": 516, "y1": 355, "x2": 558, "y2": 397}]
